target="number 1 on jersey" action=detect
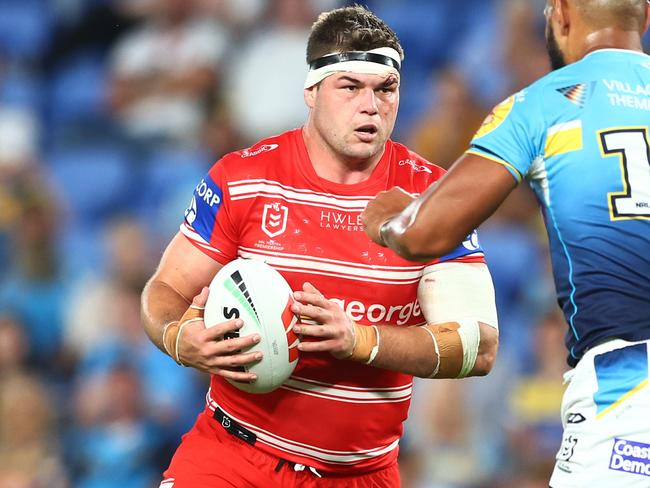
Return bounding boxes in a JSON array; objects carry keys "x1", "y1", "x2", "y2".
[{"x1": 599, "y1": 127, "x2": 650, "y2": 220}]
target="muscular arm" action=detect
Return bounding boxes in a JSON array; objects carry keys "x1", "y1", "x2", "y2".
[
  {"x1": 293, "y1": 262, "x2": 499, "y2": 379},
  {"x1": 363, "y1": 154, "x2": 518, "y2": 261},
  {"x1": 141, "y1": 232, "x2": 220, "y2": 351},
  {"x1": 363, "y1": 321, "x2": 498, "y2": 378},
  {"x1": 141, "y1": 233, "x2": 260, "y2": 381}
]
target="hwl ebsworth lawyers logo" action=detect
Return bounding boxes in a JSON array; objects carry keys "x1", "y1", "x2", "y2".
[{"x1": 609, "y1": 438, "x2": 650, "y2": 477}]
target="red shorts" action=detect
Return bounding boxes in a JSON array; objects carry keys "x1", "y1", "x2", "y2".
[{"x1": 160, "y1": 410, "x2": 401, "y2": 488}]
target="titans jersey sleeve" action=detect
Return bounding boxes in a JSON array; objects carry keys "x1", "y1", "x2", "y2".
[
  {"x1": 180, "y1": 158, "x2": 238, "y2": 264},
  {"x1": 434, "y1": 229, "x2": 484, "y2": 266},
  {"x1": 466, "y1": 89, "x2": 546, "y2": 182}
]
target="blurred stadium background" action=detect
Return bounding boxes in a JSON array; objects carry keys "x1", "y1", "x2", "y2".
[{"x1": 0, "y1": 0, "x2": 648, "y2": 487}]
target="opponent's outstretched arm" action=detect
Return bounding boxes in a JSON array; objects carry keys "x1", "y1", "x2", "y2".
[
  {"x1": 292, "y1": 261, "x2": 498, "y2": 379},
  {"x1": 362, "y1": 154, "x2": 517, "y2": 261}
]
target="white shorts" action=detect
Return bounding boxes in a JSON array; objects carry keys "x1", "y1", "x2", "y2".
[{"x1": 550, "y1": 339, "x2": 650, "y2": 488}]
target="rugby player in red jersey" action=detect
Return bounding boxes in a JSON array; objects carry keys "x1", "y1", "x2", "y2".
[{"x1": 141, "y1": 6, "x2": 499, "y2": 487}]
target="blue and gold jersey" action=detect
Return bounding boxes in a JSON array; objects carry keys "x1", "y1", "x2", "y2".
[{"x1": 468, "y1": 49, "x2": 650, "y2": 366}]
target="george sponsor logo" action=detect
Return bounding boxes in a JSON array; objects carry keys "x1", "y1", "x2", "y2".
[
  {"x1": 398, "y1": 159, "x2": 432, "y2": 174},
  {"x1": 328, "y1": 298, "x2": 422, "y2": 326},
  {"x1": 262, "y1": 202, "x2": 289, "y2": 238},
  {"x1": 610, "y1": 438, "x2": 650, "y2": 477},
  {"x1": 566, "y1": 412, "x2": 586, "y2": 424},
  {"x1": 241, "y1": 144, "x2": 279, "y2": 158},
  {"x1": 320, "y1": 210, "x2": 363, "y2": 232}
]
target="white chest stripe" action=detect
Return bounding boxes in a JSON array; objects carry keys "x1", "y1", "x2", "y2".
[{"x1": 281, "y1": 376, "x2": 412, "y2": 403}]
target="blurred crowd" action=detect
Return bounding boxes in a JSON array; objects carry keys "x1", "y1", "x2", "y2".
[{"x1": 0, "y1": 0, "x2": 648, "y2": 487}]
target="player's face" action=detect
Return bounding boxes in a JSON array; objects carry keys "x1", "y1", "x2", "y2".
[
  {"x1": 545, "y1": 3, "x2": 567, "y2": 70},
  {"x1": 310, "y1": 72, "x2": 399, "y2": 162}
]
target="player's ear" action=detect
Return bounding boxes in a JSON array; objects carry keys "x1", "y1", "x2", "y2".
[
  {"x1": 304, "y1": 86, "x2": 317, "y2": 109},
  {"x1": 643, "y1": 1, "x2": 650, "y2": 35},
  {"x1": 556, "y1": 0, "x2": 571, "y2": 36}
]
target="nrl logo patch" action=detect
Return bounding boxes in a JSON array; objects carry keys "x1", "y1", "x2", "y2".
[{"x1": 262, "y1": 202, "x2": 288, "y2": 238}]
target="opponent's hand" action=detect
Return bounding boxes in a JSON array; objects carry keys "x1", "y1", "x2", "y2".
[
  {"x1": 174, "y1": 287, "x2": 262, "y2": 383},
  {"x1": 361, "y1": 187, "x2": 414, "y2": 246},
  {"x1": 291, "y1": 283, "x2": 355, "y2": 359}
]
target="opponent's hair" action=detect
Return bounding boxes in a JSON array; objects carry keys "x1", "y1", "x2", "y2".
[
  {"x1": 575, "y1": 0, "x2": 648, "y2": 31},
  {"x1": 306, "y1": 5, "x2": 404, "y2": 64}
]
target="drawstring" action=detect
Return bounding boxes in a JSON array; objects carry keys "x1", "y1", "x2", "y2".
[{"x1": 292, "y1": 463, "x2": 323, "y2": 478}]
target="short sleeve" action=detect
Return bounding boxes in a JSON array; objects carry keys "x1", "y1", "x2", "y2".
[
  {"x1": 466, "y1": 90, "x2": 546, "y2": 182},
  {"x1": 180, "y1": 160, "x2": 238, "y2": 264}
]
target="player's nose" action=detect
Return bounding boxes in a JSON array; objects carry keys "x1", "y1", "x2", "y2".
[{"x1": 359, "y1": 87, "x2": 379, "y2": 115}]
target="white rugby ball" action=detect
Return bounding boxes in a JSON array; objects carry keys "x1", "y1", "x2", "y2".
[{"x1": 204, "y1": 258, "x2": 299, "y2": 394}]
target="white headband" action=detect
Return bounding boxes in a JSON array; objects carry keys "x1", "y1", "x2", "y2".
[{"x1": 304, "y1": 47, "x2": 402, "y2": 89}]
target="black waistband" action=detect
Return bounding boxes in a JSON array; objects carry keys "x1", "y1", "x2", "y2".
[
  {"x1": 212, "y1": 406, "x2": 257, "y2": 445},
  {"x1": 212, "y1": 406, "x2": 324, "y2": 477}
]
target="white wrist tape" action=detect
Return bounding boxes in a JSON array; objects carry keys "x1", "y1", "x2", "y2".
[
  {"x1": 418, "y1": 262, "x2": 498, "y2": 377},
  {"x1": 366, "y1": 325, "x2": 380, "y2": 365},
  {"x1": 456, "y1": 319, "x2": 481, "y2": 378},
  {"x1": 418, "y1": 262, "x2": 498, "y2": 328},
  {"x1": 421, "y1": 326, "x2": 441, "y2": 378}
]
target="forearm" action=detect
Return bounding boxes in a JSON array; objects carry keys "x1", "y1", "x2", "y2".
[
  {"x1": 367, "y1": 324, "x2": 437, "y2": 377},
  {"x1": 141, "y1": 277, "x2": 191, "y2": 353},
  {"x1": 352, "y1": 321, "x2": 497, "y2": 379},
  {"x1": 366, "y1": 155, "x2": 518, "y2": 260}
]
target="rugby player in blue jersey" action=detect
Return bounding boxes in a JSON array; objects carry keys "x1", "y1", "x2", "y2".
[{"x1": 363, "y1": 1, "x2": 650, "y2": 486}]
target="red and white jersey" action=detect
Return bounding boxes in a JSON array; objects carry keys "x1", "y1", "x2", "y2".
[{"x1": 180, "y1": 128, "x2": 484, "y2": 474}]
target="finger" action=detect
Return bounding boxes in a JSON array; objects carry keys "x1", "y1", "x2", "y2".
[
  {"x1": 213, "y1": 368, "x2": 258, "y2": 383},
  {"x1": 393, "y1": 186, "x2": 415, "y2": 199},
  {"x1": 293, "y1": 324, "x2": 334, "y2": 338},
  {"x1": 203, "y1": 318, "x2": 243, "y2": 338},
  {"x1": 192, "y1": 286, "x2": 209, "y2": 308},
  {"x1": 293, "y1": 291, "x2": 331, "y2": 309},
  {"x1": 179, "y1": 287, "x2": 209, "y2": 324},
  {"x1": 301, "y1": 282, "x2": 323, "y2": 296},
  {"x1": 208, "y1": 350, "x2": 263, "y2": 369},
  {"x1": 206, "y1": 333, "x2": 262, "y2": 354},
  {"x1": 297, "y1": 338, "x2": 339, "y2": 353},
  {"x1": 291, "y1": 303, "x2": 329, "y2": 323}
]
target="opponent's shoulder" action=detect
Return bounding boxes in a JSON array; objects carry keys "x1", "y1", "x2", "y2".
[
  {"x1": 209, "y1": 129, "x2": 297, "y2": 178},
  {"x1": 521, "y1": 59, "x2": 600, "y2": 103},
  {"x1": 388, "y1": 140, "x2": 446, "y2": 188}
]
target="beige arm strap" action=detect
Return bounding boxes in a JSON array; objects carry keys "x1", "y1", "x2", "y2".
[
  {"x1": 418, "y1": 262, "x2": 498, "y2": 378},
  {"x1": 162, "y1": 304, "x2": 204, "y2": 366}
]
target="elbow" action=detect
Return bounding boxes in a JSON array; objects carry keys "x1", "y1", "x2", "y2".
[
  {"x1": 472, "y1": 327, "x2": 499, "y2": 377},
  {"x1": 472, "y1": 349, "x2": 497, "y2": 376},
  {"x1": 391, "y1": 227, "x2": 459, "y2": 262}
]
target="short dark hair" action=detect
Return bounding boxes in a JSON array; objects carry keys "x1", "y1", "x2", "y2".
[
  {"x1": 306, "y1": 5, "x2": 404, "y2": 64},
  {"x1": 576, "y1": 0, "x2": 648, "y2": 31}
]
